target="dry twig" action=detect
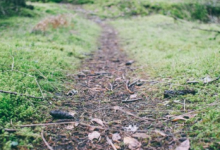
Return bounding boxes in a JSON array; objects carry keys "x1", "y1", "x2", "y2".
[
  {"x1": 16, "y1": 121, "x2": 105, "y2": 130},
  {"x1": 0, "y1": 90, "x2": 43, "y2": 99},
  {"x1": 106, "y1": 135, "x2": 117, "y2": 150},
  {"x1": 122, "y1": 98, "x2": 142, "y2": 103},
  {"x1": 112, "y1": 106, "x2": 155, "y2": 121},
  {"x1": 125, "y1": 80, "x2": 134, "y2": 94},
  {"x1": 41, "y1": 130, "x2": 54, "y2": 150},
  {"x1": 4, "y1": 129, "x2": 17, "y2": 132}
]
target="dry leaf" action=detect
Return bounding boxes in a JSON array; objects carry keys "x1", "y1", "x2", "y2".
[
  {"x1": 172, "y1": 116, "x2": 187, "y2": 122},
  {"x1": 130, "y1": 94, "x2": 137, "y2": 99},
  {"x1": 175, "y1": 139, "x2": 190, "y2": 150},
  {"x1": 69, "y1": 111, "x2": 76, "y2": 117},
  {"x1": 115, "y1": 77, "x2": 122, "y2": 81},
  {"x1": 89, "y1": 126, "x2": 96, "y2": 131},
  {"x1": 155, "y1": 130, "x2": 166, "y2": 137},
  {"x1": 91, "y1": 118, "x2": 105, "y2": 126},
  {"x1": 124, "y1": 125, "x2": 138, "y2": 132},
  {"x1": 124, "y1": 137, "x2": 141, "y2": 150},
  {"x1": 114, "y1": 144, "x2": 121, "y2": 149},
  {"x1": 112, "y1": 133, "x2": 121, "y2": 142},
  {"x1": 88, "y1": 131, "x2": 101, "y2": 141},
  {"x1": 75, "y1": 122, "x2": 79, "y2": 126},
  {"x1": 113, "y1": 106, "x2": 121, "y2": 111},
  {"x1": 132, "y1": 133, "x2": 150, "y2": 139},
  {"x1": 66, "y1": 124, "x2": 74, "y2": 130}
]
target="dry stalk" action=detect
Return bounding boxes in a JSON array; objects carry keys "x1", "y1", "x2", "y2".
[
  {"x1": 41, "y1": 130, "x2": 54, "y2": 150},
  {"x1": 125, "y1": 80, "x2": 134, "y2": 94},
  {"x1": 16, "y1": 121, "x2": 105, "y2": 130},
  {"x1": 0, "y1": 90, "x2": 43, "y2": 99},
  {"x1": 106, "y1": 135, "x2": 117, "y2": 150}
]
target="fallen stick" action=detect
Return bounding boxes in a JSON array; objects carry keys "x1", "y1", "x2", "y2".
[
  {"x1": 112, "y1": 106, "x2": 155, "y2": 121},
  {"x1": 128, "y1": 80, "x2": 138, "y2": 87},
  {"x1": 88, "y1": 72, "x2": 111, "y2": 76},
  {"x1": 106, "y1": 135, "x2": 117, "y2": 150},
  {"x1": 193, "y1": 27, "x2": 220, "y2": 34},
  {"x1": 0, "y1": 90, "x2": 43, "y2": 99},
  {"x1": 122, "y1": 98, "x2": 142, "y2": 103},
  {"x1": 41, "y1": 130, "x2": 54, "y2": 150},
  {"x1": 16, "y1": 121, "x2": 104, "y2": 130},
  {"x1": 187, "y1": 76, "x2": 220, "y2": 84},
  {"x1": 109, "y1": 82, "x2": 113, "y2": 91},
  {"x1": 4, "y1": 129, "x2": 17, "y2": 132},
  {"x1": 125, "y1": 80, "x2": 134, "y2": 94}
]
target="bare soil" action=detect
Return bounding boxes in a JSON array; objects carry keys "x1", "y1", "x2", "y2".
[{"x1": 39, "y1": 12, "x2": 183, "y2": 150}]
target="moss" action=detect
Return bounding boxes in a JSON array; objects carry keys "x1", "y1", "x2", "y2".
[{"x1": 0, "y1": 2, "x2": 100, "y2": 148}]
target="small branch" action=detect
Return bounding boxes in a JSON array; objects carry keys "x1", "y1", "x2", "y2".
[
  {"x1": 106, "y1": 135, "x2": 117, "y2": 150},
  {"x1": 122, "y1": 98, "x2": 142, "y2": 103},
  {"x1": 35, "y1": 78, "x2": 44, "y2": 99},
  {"x1": 10, "y1": 70, "x2": 45, "y2": 99},
  {"x1": 88, "y1": 72, "x2": 111, "y2": 76},
  {"x1": 125, "y1": 80, "x2": 134, "y2": 94},
  {"x1": 184, "y1": 99, "x2": 186, "y2": 112},
  {"x1": 129, "y1": 80, "x2": 138, "y2": 87},
  {"x1": 11, "y1": 55, "x2": 14, "y2": 71},
  {"x1": 187, "y1": 75, "x2": 220, "y2": 84},
  {"x1": 112, "y1": 106, "x2": 155, "y2": 121},
  {"x1": 0, "y1": 90, "x2": 43, "y2": 99},
  {"x1": 16, "y1": 121, "x2": 104, "y2": 130},
  {"x1": 41, "y1": 130, "x2": 54, "y2": 150},
  {"x1": 193, "y1": 27, "x2": 220, "y2": 33},
  {"x1": 4, "y1": 129, "x2": 17, "y2": 132},
  {"x1": 109, "y1": 82, "x2": 113, "y2": 91}
]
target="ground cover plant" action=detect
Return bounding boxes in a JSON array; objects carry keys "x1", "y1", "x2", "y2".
[
  {"x1": 1, "y1": 0, "x2": 220, "y2": 149},
  {"x1": 0, "y1": 2, "x2": 100, "y2": 149},
  {"x1": 111, "y1": 14, "x2": 220, "y2": 149}
]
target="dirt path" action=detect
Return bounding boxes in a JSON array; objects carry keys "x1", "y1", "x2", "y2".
[{"x1": 41, "y1": 11, "x2": 180, "y2": 150}]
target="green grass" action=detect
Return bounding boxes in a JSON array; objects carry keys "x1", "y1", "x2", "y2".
[
  {"x1": 0, "y1": 2, "x2": 100, "y2": 149},
  {"x1": 111, "y1": 15, "x2": 220, "y2": 149},
  {"x1": 84, "y1": 0, "x2": 220, "y2": 21}
]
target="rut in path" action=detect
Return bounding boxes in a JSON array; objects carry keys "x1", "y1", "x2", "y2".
[{"x1": 42, "y1": 20, "x2": 179, "y2": 150}]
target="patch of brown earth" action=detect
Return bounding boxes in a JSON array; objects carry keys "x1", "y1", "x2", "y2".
[{"x1": 36, "y1": 19, "x2": 186, "y2": 150}]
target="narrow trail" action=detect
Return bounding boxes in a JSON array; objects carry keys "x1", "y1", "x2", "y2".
[{"x1": 41, "y1": 10, "x2": 180, "y2": 150}]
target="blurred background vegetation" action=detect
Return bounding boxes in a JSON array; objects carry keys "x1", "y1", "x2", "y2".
[{"x1": 1, "y1": 0, "x2": 220, "y2": 22}]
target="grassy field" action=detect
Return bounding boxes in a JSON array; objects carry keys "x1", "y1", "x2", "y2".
[
  {"x1": 0, "y1": 3, "x2": 100, "y2": 149},
  {"x1": 111, "y1": 15, "x2": 220, "y2": 149}
]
